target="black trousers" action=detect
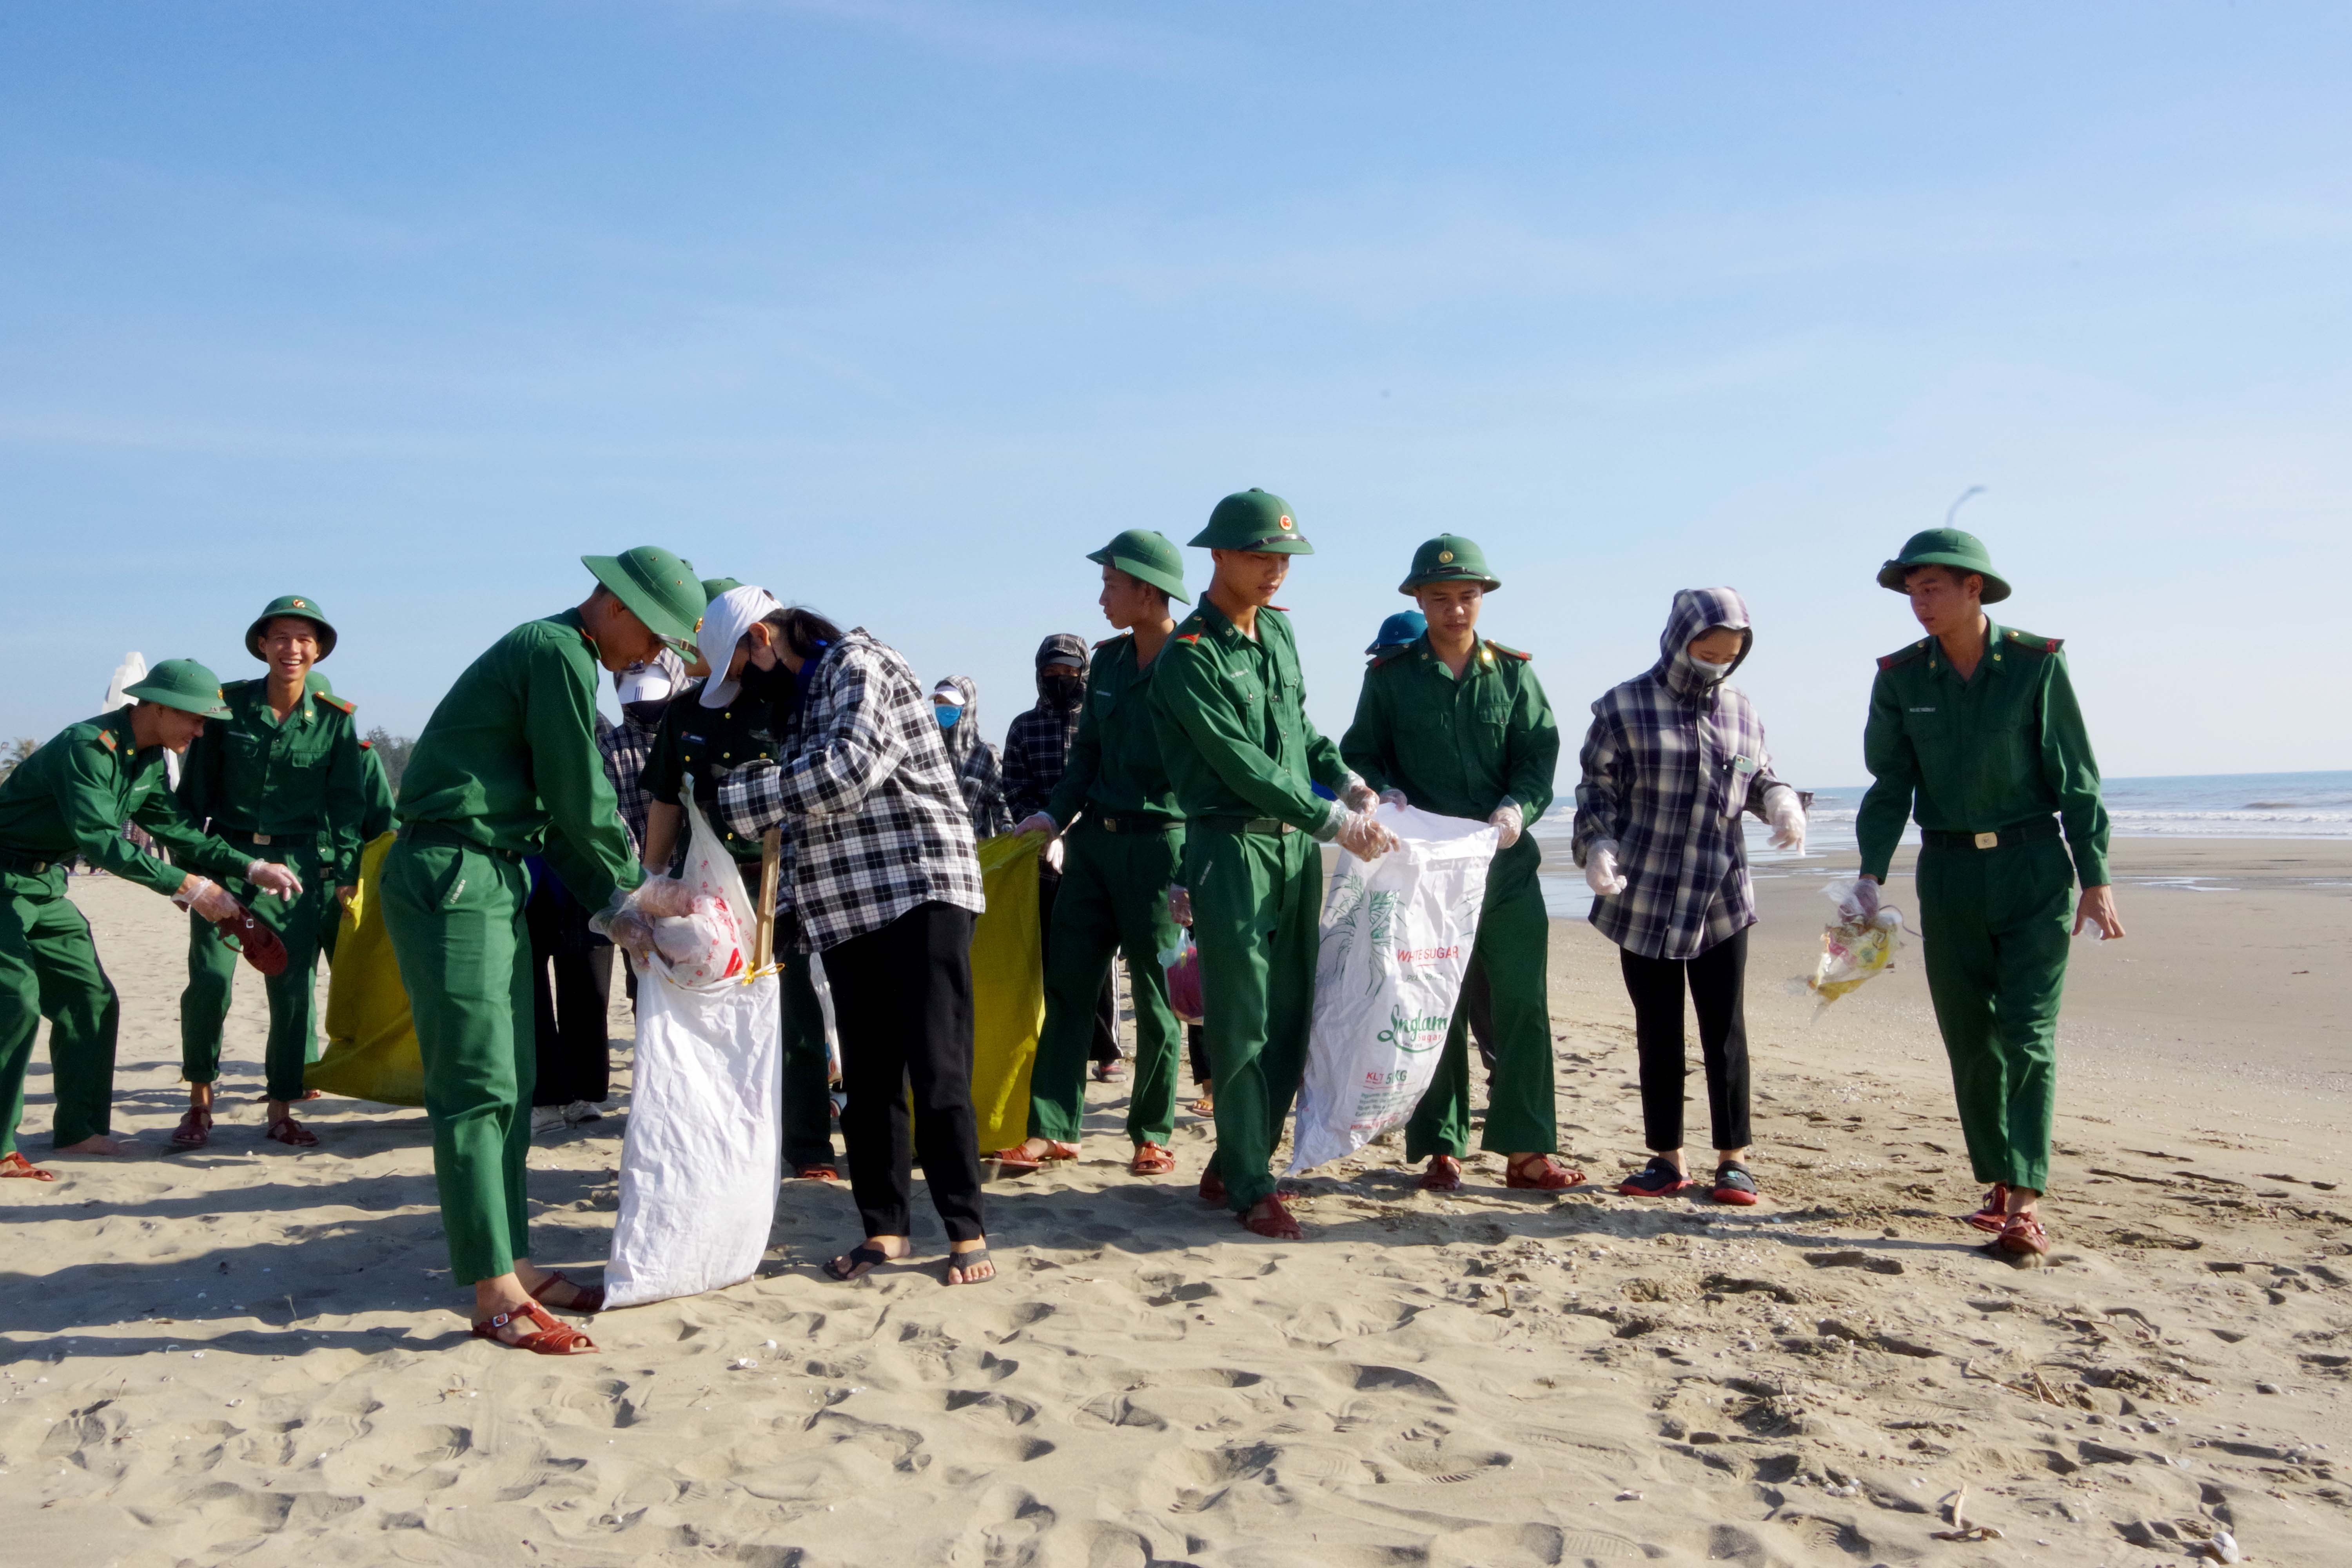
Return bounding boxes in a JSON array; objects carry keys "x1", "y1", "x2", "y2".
[
  {"x1": 1037, "y1": 867, "x2": 1121, "y2": 1065},
  {"x1": 1618, "y1": 926, "x2": 1751, "y2": 1153},
  {"x1": 824, "y1": 901, "x2": 986, "y2": 1245},
  {"x1": 1186, "y1": 1024, "x2": 1210, "y2": 1087},
  {"x1": 526, "y1": 875, "x2": 612, "y2": 1107}
]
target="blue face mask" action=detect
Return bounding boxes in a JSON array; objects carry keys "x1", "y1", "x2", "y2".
[{"x1": 935, "y1": 705, "x2": 963, "y2": 730}]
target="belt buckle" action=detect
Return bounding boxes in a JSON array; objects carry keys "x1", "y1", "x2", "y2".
[
  {"x1": 1972, "y1": 831, "x2": 1999, "y2": 850},
  {"x1": 251, "y1": 832, "x2": 272, "y2": 846}
]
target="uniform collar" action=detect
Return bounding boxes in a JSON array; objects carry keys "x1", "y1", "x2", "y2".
[
  {"x1": 1409, "y1": 631, "x2": 1492, "y2": 681},
  {"x1": 245, "y1": 677, "x2": 314, "y2": 730},
  {"x1": 103, "y1": 706, "x2": 147, "y2": 758},
  {"x1": 1923, "y1": 617, "x2": 2005, "y2": 682}
]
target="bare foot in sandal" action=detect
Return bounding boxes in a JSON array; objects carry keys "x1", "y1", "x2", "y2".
[
  {"x1": 824, "y1": 1234, "x2": 911, "y2": 1282},
  {"x1": 946, "y1": 1240, "x2": 994, "y2": 1285}
]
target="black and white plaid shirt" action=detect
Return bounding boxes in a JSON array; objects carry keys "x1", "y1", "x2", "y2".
[
  {"x1": 597, "y1": 713, "x2": 658, "y2": 860},
  {"x1": 1002, "y1": 701, "x2": 1080, "y2": 822},
  {"x1": 718, "y1": 629, "x2": 985, "y2": 951}
]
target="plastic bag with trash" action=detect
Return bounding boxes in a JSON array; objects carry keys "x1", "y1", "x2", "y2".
[
  {"x1": 1160, "y1": 937, "x2": 1204, "y2": 1025},
  {"x1": 1808, "y1": 878, "x2": 1905, "y2": 1010}
]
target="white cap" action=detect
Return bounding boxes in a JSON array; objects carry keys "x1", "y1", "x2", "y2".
[
  {"x1": 697, "y1": 585, "x2": 784, "y2": 708},
  {"x1": 931, "y1": 681, "x2": 963, "y2": 702}
]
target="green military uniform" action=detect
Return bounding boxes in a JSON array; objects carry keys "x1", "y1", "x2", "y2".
[
  {"x1": 0, "y1": 664, "x2": 250, "y2": 1158},
  {"x1": 382, "y1": 549, "x2": 698, "y2": 1284},
  {"x1": 1341, "y1": 534, "x2": 1561, "y2": 1161},
  {"x1": 1027, "y1": 529, "x2": 1193, "y2": 1151},
  {"x1": 177, "y1": 597, "x2": 367, "y2": 1099},
  {"x1": 643, "y1": 673, "x2": 836, "y2": 1172},
  {"x1": 1151, "y1": 492, "x2": 1357, "y2": 1215},
  {"x1": 1857, "y1": 529, "x2": 2109, "y2": 1195}
]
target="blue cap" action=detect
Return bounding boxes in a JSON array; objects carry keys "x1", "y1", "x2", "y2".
[{"x1": 1367, "y1": 610, "x2": 1427, "y2": 655}]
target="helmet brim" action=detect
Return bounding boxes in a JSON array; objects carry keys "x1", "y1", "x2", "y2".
[
  {"x1": 246, "y1": 613, "x2": 338, "y2": 663},
  {"x1": 1877, "y1": 555, "x2": 2011, "y2": 604}
]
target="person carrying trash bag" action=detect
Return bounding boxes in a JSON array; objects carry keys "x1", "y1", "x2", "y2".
[
  {"x1": 1, "y1": 660, "x2": 303, "y2": 1180},
  {"x1": 173, "y1": 595, "x2": 369, "y2": 1151},
  {"x1": 1150, "y1": 488, "x2": 1397, "y2": 1240},
  {"x1": 1002, "y1": 528, "x2": 1194, "y2": 1180},
  {"x1": 1856, "y1": 529, "x2": 2123, "y2": 1259},
  {"x1": 1573, "y1": 588, "x2": 1806, "y2": 1208},
  {"x1": 1340, "y1": 534, "x2": 1577, "y2": 1195},
  {"x1": 381, "y1": 547, "x2": 705, "y2": 1356}
]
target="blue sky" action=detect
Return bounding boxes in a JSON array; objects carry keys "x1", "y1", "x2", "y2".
[{"x1": 4, "y1": 2, "x2": 2348, "y2": 782}]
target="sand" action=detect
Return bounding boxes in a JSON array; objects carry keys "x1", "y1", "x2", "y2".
[{"x1": 4, "y1": 838, "x2": 2349, "y2": 1566}]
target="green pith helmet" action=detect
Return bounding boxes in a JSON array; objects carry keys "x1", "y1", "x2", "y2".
[
  {"x1": 1086, "y1": 528, "x2": 1190, "y2": 602},
  {"x1": 700, "y1": 576, "x2": 742, "y2": 601},
  {"x1": 1400, "y1": 533, "x2": 1499, "y2": 595},
  {"x1": 582, "y1": 546, "x2": 709, "y2": 651},
  {"x1": 245, "y1": 594, "x2": 338, "y2": 661},
  {"x1": 306, "y1": 671, "x2": 333, "y2": 696},
  {"x1": 125, "y1": 659, "x2": 233, "y2": 719},
  {"x1": 1188, "y1": 488, "x2": 1313, "y2": 555},
  {"x1": 1877, "y1": 527, "x2": 2011, "y2": 604}
]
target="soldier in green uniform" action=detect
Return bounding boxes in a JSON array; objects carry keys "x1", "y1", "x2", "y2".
[
  {"x1": 1151, "y1": 489, "x2": 1396, "y2": 1238},
  {"x1": 0, "y1": 661, "x2": 303, "y2": 1180},
  {"x1": 310, "y1": 671, "x2": 398, "y2": 967},
  {"x1": 173, "y1": 595, "x2": 368, "y2": 1151},
  {"x1": 382, "y1": 548, "x2": 703, "y2": 1354},
  {"x1": 1855, "y1": 528, "x2": 2124, "y2": 1259},
  {"x1": 999, "y1": 529, "x2": 1193, "y2": 1178},
  {"x1": 1341, "y1": 535, "x2": 1578, "y2": 1194}
]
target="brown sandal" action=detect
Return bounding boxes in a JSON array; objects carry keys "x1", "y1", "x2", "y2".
[
  {"x1": 1129, "y1": 1142, "x2": 1175, "y2": 1176},
  {"x1": 1198, "y1": 1166, "x2": 1227, "y2": 1205},
  {"x1": 1964, "y1": 1183, "x2": 2010, "y2": 1233},
  {"x1": 1995, "y1": 1211, "x2": 2049, "y2": 1256},
  {"x1": 472, "y1": 1300, "x2": 595, "y2": 1354},
  {"x1": 1506, "y1": 1154, "x2": 1581, "y2": 1190},
  {"x1": 170, "y1": 1109, "x2": 213, "y2": 1151},
  {"x1": 987, "y1": 1140, "x2": 1078, "y2": 1176},
  {"x1": 1240, "y1": 1194, "x2": 1303, "y2": 1240},
  {"x1": 265, "y1": 1114, "x2": 319, "y2": 1148},
  {"x1": 0, "y1": 1151, "x2": 58, "y2": 1182},
  {"x1": 1419, "y1": 1155, "x2": 1463, "y2": 1192},
  {"x1": 530, "y1": 1270, "x2": 605, "y2": 1314},
  {"x1": 795, "y1": 1164, "x2": 841, "y2": 1181}
]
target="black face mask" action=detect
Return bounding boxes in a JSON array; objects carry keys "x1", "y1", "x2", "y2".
[
  {"x1": 622, "y1": 698, "x2": 673, "y2": 731},
  {"x1": 1039, "y1": 673, "x2": 1085, "y2": 711},
  {"x1": 738, "y1": 660, "x2": 796, "y2": 705}
]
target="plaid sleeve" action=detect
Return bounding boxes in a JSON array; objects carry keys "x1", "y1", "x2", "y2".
[
  {"x1": 1571, "y1": 701, "x2": 1630, "y2": 863},
  {"x1": 766, "y1": 645, "x2": 910, "y2": 818}
]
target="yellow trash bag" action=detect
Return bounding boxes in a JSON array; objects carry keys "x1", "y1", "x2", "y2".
[
  {"x1": 967, "y1": 831, "x2": 1046, "y2": 1151},
  {"x1": 307, "y1": 832, "x2": 426, "y2": 1105}
]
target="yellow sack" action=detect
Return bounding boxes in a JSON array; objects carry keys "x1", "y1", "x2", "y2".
[
  {"x1": 966, "y1": 831, "x2": 1045, "y2": 1151},
  {"x1": 308, "y1": 832, "x2": 426, "y2": 1105}
]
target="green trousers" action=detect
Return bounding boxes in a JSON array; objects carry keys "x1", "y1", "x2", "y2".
[
  {"x1": 180, "y1": 841, "x2": 329, "y2": 1100},
  {"x1": 1916, "y1": 837, "x2": 2074, "y2": 1193},
  {"x1": 0, "y1": 877, "x2": 120, "y2": 1156},
  {"x1": 1186, "y1": 824, "x2": 1320, "y2": 1214},
  {"x1": 1029, "y1": 822, "x2": 1186, "y2": 1148},
  {"x1": 380, "y1": 836, "x2": 537, "y2": 1285},
  {"x1": 1405, "y1": 842, "x2": 1557, "y2": 1160}
]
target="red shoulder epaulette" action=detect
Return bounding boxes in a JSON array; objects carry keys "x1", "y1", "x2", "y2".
[
  {"x1": 98, "y1": 729, "x2": 118, "y2": 752},
  {"x1": 1490, "y1": 643, "x2": 1532, "y2": 661},
  {"x1": 317, "y1": 692, "x2": 356, "y2": 715},
  {"x1": 1879, "y1": 639, "x2": 1931, "y2": 672},
  {"x1": 358, "y1": 739, "x2": 373, "y2": 751},
  {"x1": 1268, "y1": 604, "x2": 1290, "y2": 612},
  {"x1": 1093, "y1": 634, "x2": 1125, "y2": 649},
  {"x1": 1176, "y1": 633, "x2": 1201, "y2": 643}
]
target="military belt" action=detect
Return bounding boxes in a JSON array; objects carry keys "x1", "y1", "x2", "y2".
[
  {"x1": 0, "y1": 848, "x2": 56, "y2": 875},
  {"x1": 1922, "y1": 816, "x2": 2062, "y2": 853},
  {"x1": 397, "y1": 820, "x2": 523, "y2": 863},
  {"x1": 1085, "y1": 813, "x2": 1180, "y2": 835},
  {"x1": 214, "y1": 826, "x2": 313, "y2": 848},
  {"x1": 1194, "y1": 816, "x2": 1294, "y2": 837}
]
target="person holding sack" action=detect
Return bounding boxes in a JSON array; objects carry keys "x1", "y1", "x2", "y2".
[
  {"x1": 1340, "y1": 534, "x2": 1577, "y2": 1194},
  {"x1": 1573, "y1": 588, "x2": 1805, "y2": 1207},
  {"x1": 1, "y1": 661, "x2": 302, "y2": 1178},
  {"x1": 1002, "y1": 529, "x2": 1193, "y2": 1179}
]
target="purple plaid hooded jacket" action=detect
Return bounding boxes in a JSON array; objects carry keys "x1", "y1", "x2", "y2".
[{"x1": 1573, "y1": 587, "x2": 1795, "y2": 960}]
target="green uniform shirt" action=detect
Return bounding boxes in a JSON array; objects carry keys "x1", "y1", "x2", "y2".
[
  {"x1": 394, "y1": 608, "x2": 645, "y2": 910},
  {"x1": 1044, "y1": 633, "x2": 1183, "y2": 829},
  {"x1": 644, "y1": 680, "x2": 787, "y2": 862},
  {"x1": 355, "y1": 742, "x2": 397, "y2": 842},
  {"x1": 1339, "y1": 633, "x2": 1559, "y2": 826},
  {"x1": 1857, "y1": 621, "x2": 2111, "y2": 887},
  {"x1": 0, "y1": 710, "x2": 252, "y2": 897},
  {"x1": 177, "y1": 677, "x2": 368, "y2": 884},
  {"x1": 1149, "y1": 600, "x2": 1352, "y2": 836}
]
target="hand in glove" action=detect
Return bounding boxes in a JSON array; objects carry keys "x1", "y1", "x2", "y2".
[
  {"x1": 1336, "y1": 810, "x2": 1399, "y2": 861},
  {"x1": 1766, "y1": 789, "x2": 1807, "y2": 852},
  {"x1": 1043, "y1": 835, "x2": 1065, "y2": 873},
  {"x1": 1379, "y1": 788, "x2": 1410, "y2": 809},
  {"x1": 1488, "y1": 802, "x2": 1524, "y2": 849},
  {"x1": 633, "y1": 875, "x2": 696, "y2": 919},
  {"x1": 177, "y1": 875, "x2": 245, "y2": 924},
  {"x1": 1843, "y1": 876, "x2": 1882, "y2": 923},
  {"x1": 1342, "y1": 779, "x2": 1381, "y2": 813},
  {"x1": 1166, "y1": 885, "x2": 1193, "y2": 928},
  {"x1": 604, "y1": 907, "x2": 659, "y2": 961},
  {"x1": 1013, "y1": 813, "x2": 1058, "y2": 840},
  {"x1": 246, "y1": 860, "x2": 303, "y2": 900},
  {"x1": 1583, "y1": 840, "x2": 1628, "y2": 898},
  {"x1": 178, "y1": 877, "x2": 287, "y2": 975}
]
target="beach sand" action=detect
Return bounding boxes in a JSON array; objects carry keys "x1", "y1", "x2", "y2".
[{"x1": 5, "y1": 839, "x2": 2348, "y2": 1566}]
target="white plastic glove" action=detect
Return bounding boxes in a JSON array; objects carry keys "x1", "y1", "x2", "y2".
[
  {"x1": 633, "y1": 875, "x2": 696, "y2": 918},
  {"x1": 1167, "y1": 885, "x2": 1192, "y2": 927},
  {"x1": 1584, "y1": 840, "x2": 1628, "y2": 898},
  {"x1": 1378, "y1": 788, "x2": 1410, "y2": 809},
  {"x1": 175, "y1": 875, "x2": 247, "y2": 924},
  {"x1": 246, "y1": 860, "x2": 303, "y2": 900},
  {"x1": 1766, "y1": 789, "x2": 1807, "y2": 852},
  {"x1": 1336, "y1": 810, "x2": 1399, "y2": 861},
  {"x1": 1846, "y1": 876, "x2": 1882, "y2": 922},
  {"x1": 605, "y1": 907, "x2": 659, "y2": 960},
  {"x1": 1043, "y1": 835, "x2": 1065, "y2": 872},
  {"x1": 1013, "y1": 812, "x2": 1058, "y2": 840},
  {"x1": 1342, "y1": 779, "x2": 1380, "y2": 813},
  {"x1": 1488, "y1": 802, "x2": 1524, "y2": 849}
]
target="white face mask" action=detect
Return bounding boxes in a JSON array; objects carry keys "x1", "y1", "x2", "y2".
[{"x1": 1689, "y1": 657, "x2": 1734, "y2": 682}]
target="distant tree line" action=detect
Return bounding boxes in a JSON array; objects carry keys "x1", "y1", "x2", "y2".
[
  {"x1": 363, "y1": 727, "x2": 416, "y2": 798},
  {"x1": 0, "y1": 737, "x2": 36, "y2": 785}
]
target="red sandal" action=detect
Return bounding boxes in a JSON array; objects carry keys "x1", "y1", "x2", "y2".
[
  {"x1": 1419, "y1": 1155, "x2": 1464, "y2": 1192},
  {"x1": 0, "y1": 1151, "x2": 58, "y2": 1182},
  {"x1": 1129, "y1": 1143, "x2": 1175, "y2": 1176},
  {"x1": 795, "y1": 1164, "x2": 841, "y2": 1182},
  {"x1": 265, "y1": 1114, "x2": 319, "y2": 1148},
  {"x1": 472, "y1": 1300, "x2": 596, "y2": 1355},
  {"x1": 169, "y1": 1109, "x2": 213, "y2": 1151},
  {"x1": 1996, "y1": 1211, "x2": 2049, "y2": 1257},
  {"x1": 1199, "y1": 1166, "x2": 1227, "y2": 1205},
  {"x1": 1240, "y1": 1194, "x2": 1303, "y2": 1240},
  {"x1": 530, "y1": 1270, "x2": 605, "y2": 1314},
  {"x1": 986, "y1": 1140, "x2": 1078, "y2": 1176},
  {"x1": 1506, "y1": 1154, "x2": 1582, "y2": 1191},
  {"x1": 1964, "y1": 1183, "x2": 2010, "y2": 1233}
]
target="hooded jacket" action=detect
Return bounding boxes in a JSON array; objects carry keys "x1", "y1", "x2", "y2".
[
  {"x1": 1572, "y1": 587, "x2": 1793, "y2": 960},
  {"x1": 933, "y1": 674, "x2": 1014, "y2": 838},
  {"x1": 1002, "y1": 633, "x2": 1090, "y2": 824}
]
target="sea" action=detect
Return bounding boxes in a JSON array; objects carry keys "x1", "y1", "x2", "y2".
[{"x1": 1528, "y1": 769, "x2": 2352, "y2": 917}]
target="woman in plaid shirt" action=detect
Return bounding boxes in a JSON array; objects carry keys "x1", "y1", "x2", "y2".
[
  {"x1": 1573, "y1": 587, "x2": 1807, "y2": 1206},
  {"x1": 713, "y1": 603, "x2": 995, "y2": 1286}
]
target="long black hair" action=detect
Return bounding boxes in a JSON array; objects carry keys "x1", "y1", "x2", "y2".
[{"x1": 761, "y1": 606, "x2": 844, "y2": 662}]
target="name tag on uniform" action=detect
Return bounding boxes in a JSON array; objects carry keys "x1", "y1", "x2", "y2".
[
  {"x1": 1907, "y1": 706, "x2": 1936, "y2": 713},
  {"x1": 1731, "y1": 755, "x2": 1757, "y2": 774}
]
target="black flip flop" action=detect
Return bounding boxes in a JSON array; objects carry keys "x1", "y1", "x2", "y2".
[
  {"x1": 944, "y1": 1247, "x2": 994, "y2": 1285},
  {"x1": 823, "y1": 1243, "x2": 894, "y2": 1282}
]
